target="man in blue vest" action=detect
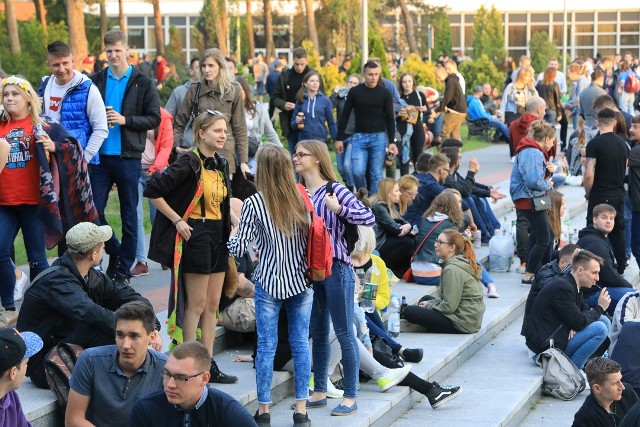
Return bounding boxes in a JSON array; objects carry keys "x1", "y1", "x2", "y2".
[{"x1": 40, "y1": 41, "x2": 108, "y2": 166}]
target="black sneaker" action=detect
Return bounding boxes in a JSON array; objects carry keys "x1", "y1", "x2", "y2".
[
  {"x1": 427, "y1": 383, "x2": 462, "y2": 409},
  {"x1": 401, "y1": 348, "x2": 424, "y2": 363},
  {"x1": 254, "y1": 410, "x2": 270, "y2": 426},
  {"x1": 113, "y1": 272, "x2": 131, "y2": 286},
  {"x1": 209, "y1": 359, "x2": 238, "y2": 384},
  {"x1": 332, "y1": 378, "x2": 344, "y2": 391},
  {"x1": 293, "y1": 412, "x2": 311, "y2": 427},
  {"x1": 106, "y1": 254, "x2": 120, "y2": 279}
]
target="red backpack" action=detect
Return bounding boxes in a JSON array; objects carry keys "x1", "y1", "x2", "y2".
[
  {"x1": 624, "y1": 73, "x2": 640, "y2": 94},
  {"x1": 297, "y1": 184, "x2": 333, "y2": 282}
]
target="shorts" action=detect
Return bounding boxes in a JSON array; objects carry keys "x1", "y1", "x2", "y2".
[
  {"x1": 182, "y1": 218, "x2": 229, "y2": 274},
  {"x1": 255, "y1": 82, "x2": 266, "y2": 95}
]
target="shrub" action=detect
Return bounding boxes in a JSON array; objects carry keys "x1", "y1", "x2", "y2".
[
  {"x1": 398, "y1": 53, "x2": 439, "y2": 90},
  {"x1": 458, "y1": 54, "x2": 504, "y2": 94}
]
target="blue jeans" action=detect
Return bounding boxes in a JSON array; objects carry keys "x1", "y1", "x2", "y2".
[
  {"x1": 335, "y1": 137, "x2": 354, "y2": 188},
  {"x1": 255, "y1": 283, "x2": 313, "y2": 404},
  {"x1": 415, "y1": 275, "x2": 440, "y2": 286},
  {"x1": 586, "y1": 287, "x2": 635, "y2": 316},
  {"x1": 90, "y1": 156, "x2": 141, "y2": 276},
  {"x1": 465, "y1": 196, "x2": 490, "y2": 240},
  {"x1": 350, "y1": 132, "x2": 387, "y2": 193},
  {"x1": 488, "y1": 118, "x2": 510, "y2": 140},
  {"x1": 474, "y1": 196, "x2": 501, "y2": 233},
  {"x1": 624, "y1": 194, "x2": 632, "y2": 258},
  {"x1": 0, "y1": 205, "x2": 49, "y2": 308},
  {"x1": 310, "y1": 260, "x2": 359, "y2": 398},
  {"x1": 544, "y1": 110, "x2": 558, "y2": 125},
  {"x1": 365, "y1": 310, "x2": 401, "y2": 353},
  {"x1": 564, "y1": 315, "x2": 611, "y2": 369},
  {"x1": 135, "y1": 170, "x2": 157, "y2": 263},
  {"x1": 633, "y1": 211, "x2": 640, "y2": 271},
  {"x1": 427, "y1": 114, "x2": 443, "y2": 139}
]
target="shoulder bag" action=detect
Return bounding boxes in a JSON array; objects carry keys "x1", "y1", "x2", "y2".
[
  {"x1": 180, "y1": 82, "x2": 202, "y2": 148},
  {"x1": 403, "y1": 219, "x2": 446, "y2": 282}
]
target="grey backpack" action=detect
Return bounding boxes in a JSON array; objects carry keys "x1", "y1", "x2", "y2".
[{"x1": 536, "y1": 339, "x2": 586, "y2": 400}]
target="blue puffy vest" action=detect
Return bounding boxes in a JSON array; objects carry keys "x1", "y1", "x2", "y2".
[{"x1": 39, "y1": 77, "x2": 97, "y2": 164}]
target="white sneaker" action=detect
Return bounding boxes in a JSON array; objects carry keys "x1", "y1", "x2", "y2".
[
  {"x1": 308, "y1": 374, "x2": 344, "y2": 398},
  {"x1": 487, "y1": 283, "x2": 500, "y2": 298},
  {"x1": 376, "y1": 364, "x2": 412, "y2": 392},
  {"x1": 14, "y1": 270, "x2": 28, "y2": 302},
  {"x1": 515, "y1": 263, "x2": 527, "y2": 274}
]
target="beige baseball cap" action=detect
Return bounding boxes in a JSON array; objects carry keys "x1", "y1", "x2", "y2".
[{"x1": 66, "y1": 222, "x2": 113, "y2": 253}]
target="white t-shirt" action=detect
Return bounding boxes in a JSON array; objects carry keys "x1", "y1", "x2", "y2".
[{"x1": 43, "y1": 78, "x2": 76, "y2": 122}]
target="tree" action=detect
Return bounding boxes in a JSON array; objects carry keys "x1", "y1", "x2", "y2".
[
  {"x1": 472, "y1": 5, "x2": 506, "y2": 65},
  {"x1": 67, "y1": 0, "x2": 88, "y2": 68},
  {"x1": 211, "y1": 0, "x2": 229, "y2": 55},
  {"x1": 429, "y1": 7, "x2": 451, "y2": 57},
  {"x1": 458, "y1": 54, "x2": 504, "y2": 94},
  {"x1": 398, "y1": 53, "x2": 438, "y2": 88},
  {"x1": 34, "y1": 0, "x2": 48, "y2": 45},
  {"x1": 118, "y1": 0, "x2": 125, "y2": 32},
  {"x1": 151, "y1": 0, "x2": 164, "y2": 55},
  {"x1": 99, "y1": 0, "x2": 107, "y2": 49},
  {"x1": 246, "y1": 0, "x2": 255, "y2": 58},
  {"x1": 303, "y1": 0, "x2": 319, "y2": 51},
  {"x1": 529, "y1": 32, "x2": 559, "y2": 74},
  {"x1": 348, "y1": 30, "x2": 390, "y2": 78},
  {"x1": 397, "y1": 0, "x2": 417, "y2": 54},
  {"x1": 4, "y1": 0, "x2": 21, "y2": 54},
  {"x1": 263, "y1": 0, "x2": 274, "y2": 58}
]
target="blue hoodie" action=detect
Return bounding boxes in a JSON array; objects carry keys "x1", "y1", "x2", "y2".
[
  {"x1": 466, "y1": 95, "x2": 492, "y2": 121},
  {"x1": 291, "y1": 92, "x2": 337, "y2": 142}
]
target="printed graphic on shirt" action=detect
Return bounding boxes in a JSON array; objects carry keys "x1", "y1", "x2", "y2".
[
  {"x1": 49, "y1": 96, "x2": 62, "y2": 112},
  {"x1": 5, "y1": 127, "x2": 35, "y2": 169}
]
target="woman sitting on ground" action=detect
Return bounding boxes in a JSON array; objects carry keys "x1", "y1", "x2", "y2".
[
  {"x1": 370, "y1": 178, "x2": 415, "y2": 278},
  {"x1": 402, "y1": 229, "x2": 486, "y2": 334}
]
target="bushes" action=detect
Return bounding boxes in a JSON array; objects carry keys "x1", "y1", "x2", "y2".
[
  {"x1": 398, "y1": 53, "x2": 439, "y2": 89},
  {"x1": 458, "y1": 54, "x2": 504, "y2": 94}
]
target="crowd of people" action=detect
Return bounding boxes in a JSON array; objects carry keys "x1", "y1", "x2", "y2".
[{"x1": 2, "y1": 27, "x2": 640, "y2": 426}]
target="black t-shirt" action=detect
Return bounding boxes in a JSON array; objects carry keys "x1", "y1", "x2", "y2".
[{"x1": 585, "y1": 132, "x2": 629, "y2": 197}]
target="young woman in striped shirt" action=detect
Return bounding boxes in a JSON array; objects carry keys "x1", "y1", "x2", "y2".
[
  {"x1": 228, "y1": 144, "x2": 313, "y2": 427},
  {"x1": 294, "y1": 139, "x2": 375, "y2": 416}
]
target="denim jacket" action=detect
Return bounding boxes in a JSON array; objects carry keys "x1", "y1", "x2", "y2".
[{"x1": 510, "y1": 144, "x2": 552, "y2": 201}]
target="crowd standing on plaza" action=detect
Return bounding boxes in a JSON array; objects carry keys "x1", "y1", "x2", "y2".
[{"x1": 1, "y1": 27, "x2": 640, "y2": 426}]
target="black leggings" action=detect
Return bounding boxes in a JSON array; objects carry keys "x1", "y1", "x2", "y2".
[
  {"x1": 373, "y1": 348, "x2": 435, "y2": 395},
  {"x1": 402, "y1": 295, "x2": 462, "y2": 334},
  {"x1": 378, "y1": 235, "x2": 414, "y2": 278}
]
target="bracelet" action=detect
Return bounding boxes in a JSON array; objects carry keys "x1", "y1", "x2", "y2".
[{"x1": 172, "y1": 218, "x2": 183, "y2": 226}]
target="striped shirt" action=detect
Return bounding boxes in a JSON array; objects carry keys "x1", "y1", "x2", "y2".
[
  {"x1": 227, "y1": 192, "x2": 309, "y2": 299},
  {"x1": 311, "y1": 182, "x2": 376, "y2": 265}
]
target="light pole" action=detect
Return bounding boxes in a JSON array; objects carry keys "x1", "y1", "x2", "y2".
[
  {"x1": 362, "y1": 0, "x2": 368, "y2": 65},
  {"x1": 562, "y1": 0, "x2": 567, "y2": 74}
]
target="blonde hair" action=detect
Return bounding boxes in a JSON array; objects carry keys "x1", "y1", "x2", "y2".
[
  {"x1": 192, "y1": 111, "x2": 227, "y2": 150},
  {"x1": 201, "y1": 48, "x2": 235, "y2": 99},
  {"x1": 353, "y1": 225, "x2": 376, "y2": 255},
  {"x1": 255, "y1": 145, "x2": 309, "y2": 236},
  {"x1": 296, "y1": 140, "x2": 338, "y2": 184},
  {"x1": 0, "y1": 76, "x2": 44, "y2": 125},
  {"x1": 527, "y1": 120, "x2": 556, "y2": 142},
  {"x1": 516, "y1": 66, "x2": 534, "y2": 85},
  {"x1": 425, "y1": 189, "x2": 464, "y2": 228},
  {"x1": 398, "y1": 174, "x2": 419, "y2": 216},
  {"x1": 441, "y1": 229, "x2": 481, "y2": 276},
  {"x1": 371, "y1": 178, "x2": 400, "y2": 219}
]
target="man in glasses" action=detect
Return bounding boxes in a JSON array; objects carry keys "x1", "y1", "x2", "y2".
[
  {"x1": 66, "y1": 301, "x2": 167, "y2": 427},
  {"x1": 130, "y1": 341, "x2": 255, "y2": 426}
]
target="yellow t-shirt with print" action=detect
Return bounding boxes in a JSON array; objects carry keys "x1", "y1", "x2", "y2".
[{"x1": 190, "y1": 169, "x2": 227, "y2": 220}]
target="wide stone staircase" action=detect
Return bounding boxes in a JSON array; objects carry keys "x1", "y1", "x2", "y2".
[{"x1": 18, "y1": 178, "x2": 640, "y2": 427}]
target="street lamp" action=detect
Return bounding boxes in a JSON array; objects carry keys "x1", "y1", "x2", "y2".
[{"x1": 362, "y1": 0, "x2": 368, "y2": 65}]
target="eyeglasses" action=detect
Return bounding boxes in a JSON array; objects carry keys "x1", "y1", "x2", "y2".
[
  {"x1": 441, "y1": 167, "x2": 450, "y2": 173},
  {"x1": 292, "y1": 152, "x2": 313, "y2": 160},
  {"x1": 435, "y1": 239, "x2": 451, "y2": 246},
  {"x1": 162, "y1": 370, "x2": 205, "y2": 384},
  {"x1": 207, "y1": 109, "x2": 225, "y2": 117}
]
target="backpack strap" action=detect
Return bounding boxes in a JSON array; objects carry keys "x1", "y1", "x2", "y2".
[
  {"x1": 191, "y1": 81, "x2": 202, "y2": 116},
  {"x1": 410, "y1": 219, "x2": 446, "y2": 262},
  {"x1": 297, "y1": 183, "x2": 314, "y2": 213},
  {"x1": 25, "y1": 266, "x2": 65, "y2": 293}
]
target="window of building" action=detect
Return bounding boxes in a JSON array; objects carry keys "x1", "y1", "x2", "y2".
[
  {"x1": 508, "y1": 25, "x2": 526, "y2": 47},
  {"x1": 450, "y1": 25, "x2": 461, "y2": 49}
]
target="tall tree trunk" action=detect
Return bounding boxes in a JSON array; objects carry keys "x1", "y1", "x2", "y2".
[
  {"x1": 246, "y1": 0, "x2": 255, "y2": 58},
  {"x1": 100, "y1": 0, "x2": 107, "y2": 50},
  {"x1": 152, "y1": 0, "x2": 164, "y2": 55},
  {"x1": 212, "y1": 0, "x2": 228, "y2": 55},
  {"x1": 118, "y1": 0, "x2": 126, "y2": 33},
  {"x1": 34, "y1": 0, "x2": 48, "y2": 44},
  {"x1": 5, "y1": 0, "x2": 21, "y2": 54},
  {"x1": 303, "y1": 0, "x2": 319, "y2": 51},
  {"x1": 344, "y1": 24, "x2": 352, "y2": 56},
  {"x1": 67, "y1": 0, "x2": 88, "y2": 69},
  {"x1": 263, "y1": 0, "x2": 274, "y2": 58},
  {"x1": 397, "y1": 0, "x2": 418, "y2": 53}
]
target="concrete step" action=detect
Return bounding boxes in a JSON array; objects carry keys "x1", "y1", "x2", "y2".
[
  {"x1": 519, "y1": 393, "x2": 587, "y2": 426},
  {"x1": 260, "y1": 269, "x2": 529, "y2": 427}
]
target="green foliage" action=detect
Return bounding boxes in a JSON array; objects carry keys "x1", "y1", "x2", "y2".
[
  {"x1": 157, "y1": 75, "x2": 182, "y2": 105},
  {"x1": 320, "y1": 63, "x2": 346, "y2": 95},
  {"x1": 430, "y1": 8, "x2": 452, "y2": 58},
  {"x1": 472, "y1": 5, "x2": 506, "y2": 66},
  {"x1": 0, "y1": 18, "x2": 69, "y2": 84},
  {"x1": 302, "y1": 39, "x2": 321, "y2": 70},
  {"x1": 84, "y1": 13, "x2": 104, "y2": 55},
  {"x1": 458, "y1": 54, "x2": 504, "y2": 94},
  {"x1": 196, "y1": 0, "x2": 217, "y2": 49},
  {"x1": 398, "y1": 53, "x2": 438, "y2": 88},
  {"x1": 165, "y1": 25, "x2": 186, "y2": 75},
  {"x1": 348, "y1": 31, "x2": 390, "y2": 78},
  {"x1": 529, "y1": 32, "x2": 559, "y2": 74}
]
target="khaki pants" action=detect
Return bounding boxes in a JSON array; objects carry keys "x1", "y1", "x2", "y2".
[
  {"x1": 219, "y1": 298, "x2": 256, "y2": 332},
  {"x1": 441, "y1": 112, "x2": 467, "y2": 141}
]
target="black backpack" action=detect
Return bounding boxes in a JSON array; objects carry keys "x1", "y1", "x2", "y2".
[{"x1": 325, "y1": 181, "x2": 359, "y2": 254}]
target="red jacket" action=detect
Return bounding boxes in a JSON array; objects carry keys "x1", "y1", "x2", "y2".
[
  {"x1": 148, "y1": 108, "x2": 173, "y2": 173},
  {"x1": 509, "y1": 113, "x2": 557, "y2": 158}
]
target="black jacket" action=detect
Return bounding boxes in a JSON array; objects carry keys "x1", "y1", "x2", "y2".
[
  {"x1": 16, "y1": 252, "x2": 157, "y2": 378},
  {"x1": 576, "y1": 226, "x2": 633, "y2": 297},
  {"x1": 572, "y1": 386, "x2": 639, "y2": 427},
  {"x1": 371, "y1": 201, "x2": 409, "y2": 249},
  {"x1": 144, "y1": 151, "x2": 231, "y2": 267},
  {"x1": 90, "y1": 66, "x2": 161, "y2": 158},
  {"x1": 521, "y1": 259, "x2": 567, "y2": 336},
  {"x1": 445, "y1": 170, "x2": 476, "y2": 198},
  {"x1": 525, "y1": 273, "x2": 605, "y2": 354}
]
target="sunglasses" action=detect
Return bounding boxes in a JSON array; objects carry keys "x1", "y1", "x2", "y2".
[{"x1": 207, "y1": 109, "x2": 225, "y2": 118}]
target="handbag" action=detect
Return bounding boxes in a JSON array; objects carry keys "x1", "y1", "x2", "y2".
[
  {"x1": 180, "y1": 82, "x2": 202, "y2": 148},
  {"x1": 514, "y1": 154, "x2": 551, "y2": 212},
  {"x1": 403, "y1": 219, "x2": 446, "y2": 282}
]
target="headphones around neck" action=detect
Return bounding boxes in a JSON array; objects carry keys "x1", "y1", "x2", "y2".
[{"x1": 198, "y1": 150, "x2": 226, "y2": 172}]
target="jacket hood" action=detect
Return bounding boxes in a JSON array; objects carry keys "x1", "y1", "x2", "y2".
[
  {"x1": 43, "y1": 71, "x2": 91, "y2": 88},
  {"x1": 515, "y1": 136, "x2": 549, "y2": 160},
  {"x1": 445, "y1": 254, "x2": 482, "y2": 280},
  {"x1": 578, "y1": 225, "x2": 606, "y2": 239},
  {"x1": 426, "y1": 212, "x2": 450, "y2": 222},
  {"x1": 514, "y1": 113, "x2": 540, "y2": 134}
]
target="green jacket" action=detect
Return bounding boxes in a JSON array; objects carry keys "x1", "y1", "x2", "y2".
[{"x1": 425, "y1": 255, "x2": 485, "y2": 333}]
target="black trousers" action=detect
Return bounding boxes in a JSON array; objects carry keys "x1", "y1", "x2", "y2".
[
  {"x1": 379, "y1": 235, "x2": 415, "y2": 278},
  {"x1": 402, "y1": 295, "x2": 462, "y2": 334},
  {"x1": 373, "y1": 348, "x2": 435, "y2": 396}
]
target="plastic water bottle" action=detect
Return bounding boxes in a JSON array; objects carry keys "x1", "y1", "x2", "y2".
[{"x1": 388, "y1": 295, "x2": 401, "y2": 337}]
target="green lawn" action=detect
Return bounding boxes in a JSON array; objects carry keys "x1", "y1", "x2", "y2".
[{"x1": 13, "y1": 126, "x2": 490, "y2": 265}]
